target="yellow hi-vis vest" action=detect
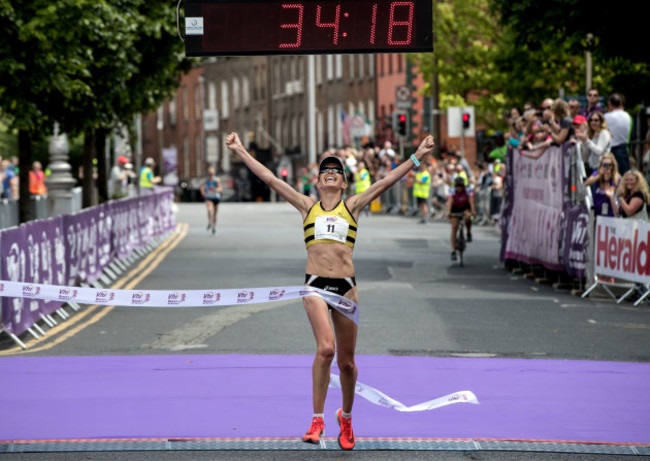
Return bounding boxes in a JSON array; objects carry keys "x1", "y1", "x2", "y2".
[
  {"x1": 140, "y1": 166, "x2": 154, "y2": 188},
  {"x1": 413, "y1": 171, "x2": 431, "y2": 199},
  {"x1": 355, "y1": 168, "x2": 371, "y2": 194}
]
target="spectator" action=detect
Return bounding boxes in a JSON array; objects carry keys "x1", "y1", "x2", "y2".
[
  {"x1": 490, "y1": 160, "x2": 505, "y2": 218},
  {"x1": 0, "y1": 159, "x2": 14, "y2": 199},
  {"x1": 413, "y1": 161, "x2": 431, "y2": 224},
  {"x1": 520, "y1": 125, "x2": 553, "y2": 159},
  {"x1": 354, "y1": 160, "x2": 372, "y2": 216},
  {"x1": 568, "y1": 98, "x2": 581, "y2": 119},
  {"x1": 610, "y1": 170, "x2": 650, "y2": 220},
  {"x1": 488, "y1": 131, "x2": 507, "y2": 163},
  {"x1": 29, "y1": 161, "x2": 47, "y2": 196},
  {"x1": 431, "y1": 170, "x2": 449, "y2": 217},
  {"x1": 585, "y1": 153, "x2": 621, "y2": 217},
  {"x1": 604, "y1": 93, "x2": 633, "y2": 175},
  {"x1": 378, "y1": 141, "x2": 395, "y2": 162},
  {"x1": 542, "y1": 98, "x2": 572, "y2": 146},
  {"x1": 580, "y1": 88, "x2": 606, "y2": 120},
  {"x1": 523, "y1": 100, "x2": 537, "y2": 112},
  {"x1": 139, "y1": 157, "x2": 161, "y2": 195},
  {"x1": 576, "y1": 111, "x2": 611, "y2": 176},
  {"x1": 109, "y1": 155, "x2": 134, "y2": 199}
]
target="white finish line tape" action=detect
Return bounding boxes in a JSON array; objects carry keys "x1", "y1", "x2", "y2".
[
  {"x1": 0, "y1": 280, "x2": 359, "y2": 325},
  {"x1": 329, "y1": 374, "x2": 479, "y2": 411}
]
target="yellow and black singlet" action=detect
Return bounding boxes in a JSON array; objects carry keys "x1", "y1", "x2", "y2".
[{"x1": 303, "y1": 200, "x2": 357, "y2": 249}]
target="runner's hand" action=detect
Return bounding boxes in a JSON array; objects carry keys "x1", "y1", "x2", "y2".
[{"x1": 225, "y1": 132, "x2": 243, "y2": 152}]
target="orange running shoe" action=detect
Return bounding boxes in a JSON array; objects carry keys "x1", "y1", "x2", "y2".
[
  {"x1": 335, "y1": 409, "x2": 355, "y2": 450},
  {"x1": 302, "y1": 416, "x2": 325, "y2": 444}
]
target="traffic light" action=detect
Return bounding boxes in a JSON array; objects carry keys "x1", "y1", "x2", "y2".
[
  {"x1": 396, "y1": 111, "x2": 408, "y2": 137},
  {"x1": 462, "y1": 112, "x2": 471, "y2": 130}
]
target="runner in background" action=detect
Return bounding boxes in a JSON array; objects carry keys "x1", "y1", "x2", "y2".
[{"x1": 200, "y1": 166, "x2": 223, "y2": 234}]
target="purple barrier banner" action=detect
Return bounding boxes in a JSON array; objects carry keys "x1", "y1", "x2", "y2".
[
  {"x1": 153, "y1": 188, "x2": 175, "y2": 238},
  {"x1": 1, "y1": 190, "x2": 176, "y2": 336},
  {"x1": 23, "y1": 218, "x2": 62, "y2": 318},
  {"x1": 499, "y1": 147, "x2": 515, "y2": 262},
  {"x1": 62, "y1": 207, "x2": 101, "y2": 286},
  {"x1": 109, "y1": 198, "x2": 138, "y2": 260},
  {"x1": 504, "y1": 145, "x2": 565, "y2": 270},
  {"x1": 561, "y1": 203, "x2": 589, "y2": 279},
  {"x1": 1, "y1": 226, "x2": 38, "y2": 335}
]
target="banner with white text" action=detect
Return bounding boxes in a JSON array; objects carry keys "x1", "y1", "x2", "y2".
[
  {"x1": 504, "y1": 145, "x2": 565, "y2": 270},
  {"x1": 594, "y1": 216, "x2": 650, "y2": 284}
]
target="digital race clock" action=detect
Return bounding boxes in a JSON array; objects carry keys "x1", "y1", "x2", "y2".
[{"x1": 184, "y1": 0, "x2": 433, "y2": 56}]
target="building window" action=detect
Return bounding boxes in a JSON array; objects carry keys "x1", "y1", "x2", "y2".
[
  {"x1": 368, "y1": 55, "x2": 375, "y2": 78},
  {"x1": 335, "y1": 55, "x2": 342, "y2": 79},
  {"x1": 208, "y1": 82, "x2": 216, "y2": 110},
  {"x1": 243, "y1": 76, "x2": 250, "y2": 107},
  {"x1": 194, "y1": 84, "x2": 201, "y2": 120},
  {"x1": 233, "y1": 77, "x2": 240, "y2": 109},
  {"x1": 157, "y1": 105, "x2": 164, "y2": 131},
  {"x1": 183, "y1": 136, "x2": 190, "y2": 177},
  {"x1": 183, "y1": 86, "x2": 188, "y2": 122},
  {"x1": 221, "y1": 80, "x2": 229, "y2": 119},
  {"x1": 326, "y1": 55, "x2": 333, "y2": 81},
  {"x1": 169, "y1": 96, "x2": 176, "y2": 125},
  {"x1": 398, "y1": 54, "x2": 403, "y2": 73},
  {"x1": 349, "y1": 55, "x2": 355, "y2": 81},
  {"x1": 195, "y1": 133, "x2": 202, "y2": 177},
  {"x1": 316, "y1": 55, "x2": 322, "y2": 85}
]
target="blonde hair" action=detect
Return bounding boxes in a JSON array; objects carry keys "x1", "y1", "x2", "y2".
[
  {"x1": 551, "y1": 98, "x2": 569, "y2": 120},
  {"x1": 598, "y1": 152, "x2": 621, "y2": 185},
  {"x1": 618, "y1": 169, "x2": 650, "y2": 203}
]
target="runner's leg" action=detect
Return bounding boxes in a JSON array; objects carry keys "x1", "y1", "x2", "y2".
[
  {"x1": 303, "y1": 296, "x2": 335, "y2": 413},
  {"x1": 332, "y1": 308, "x2": 358, "y2": 413}
]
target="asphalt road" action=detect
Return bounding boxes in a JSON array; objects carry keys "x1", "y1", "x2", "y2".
[{"x1": 2, "y1": 202, "x2": 648, "y2": 461}]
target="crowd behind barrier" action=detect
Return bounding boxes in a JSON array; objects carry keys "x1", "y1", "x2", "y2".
[
  {"x1": 304, "y1": 94, "x2": 649, "y2": 302},
  {"x1": 298, "y1": 141, "x2": 506, "y2": 226},
  {"x1": 0, "y1": 187, "x2": 176, "y2": 346}
]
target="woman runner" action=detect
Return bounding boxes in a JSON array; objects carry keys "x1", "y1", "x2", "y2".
[{"x1": 225, "y1": 132, "x2": 435, "y2": 450}]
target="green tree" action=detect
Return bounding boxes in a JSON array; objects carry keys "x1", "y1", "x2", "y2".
[
  {"x1": 411, "y1": 0, "x2": 508, "y2": 132},
  {"x1": 0, "y1": 0, "x2": 191, "y2": 220},
  {"x1": 491, "y1": 0, "x2": 650, "y2": 110}
]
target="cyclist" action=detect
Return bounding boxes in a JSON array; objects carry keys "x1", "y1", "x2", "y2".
[{"x1": 446, "y1": 175, "x2": 476, "y2": 261}]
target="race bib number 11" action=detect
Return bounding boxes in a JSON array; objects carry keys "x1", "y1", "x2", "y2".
[{"x1": 314, "y1": 215, "x2": 349, "y2": 244}]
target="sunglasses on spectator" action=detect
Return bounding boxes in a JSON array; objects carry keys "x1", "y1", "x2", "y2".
[
  {"x1": 588, "y1": 93, "x2": 598, "y2": 97},
  {"x1": 601, "y1": 163, "x2": 612, "y2": 169},
  {"x1": 589, "y1": 118, "x2": 600, "y2": 122},
  {"x1": 320, "y1": 167, "x2": 344, "y2": 175}
]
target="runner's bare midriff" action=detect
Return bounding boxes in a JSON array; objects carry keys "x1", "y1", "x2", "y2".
[{"x1": 305, "y1": 242, "x2": 354, "y2": 278}]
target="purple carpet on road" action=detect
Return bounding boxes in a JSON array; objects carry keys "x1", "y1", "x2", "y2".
[{"x1": 0, "y1": 354, "x2": 647, "y2": 444}]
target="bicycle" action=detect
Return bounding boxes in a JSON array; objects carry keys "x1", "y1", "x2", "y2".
[{"x1": 450, "y1": 212, "x2": 470, "y2": 266}]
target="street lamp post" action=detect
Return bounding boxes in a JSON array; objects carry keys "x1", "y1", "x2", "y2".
[{"x1": 45, "y1": 123, "x2": 79, "y2": 217}]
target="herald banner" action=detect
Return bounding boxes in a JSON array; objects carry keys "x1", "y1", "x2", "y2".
[{"x1": 594, "y1": 216, "x2": 650, "y2": 284}]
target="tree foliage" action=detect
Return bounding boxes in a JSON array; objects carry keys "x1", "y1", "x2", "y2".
[
  {"x1": 411, "y1": 0, "x2": 507, "y2": 129},
  {"x1": 490, "y1": 0, "x2": 650, "y2": 110},
  {"x1": 0, "y1": 0, "x2": 191, "y2": 218}
]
